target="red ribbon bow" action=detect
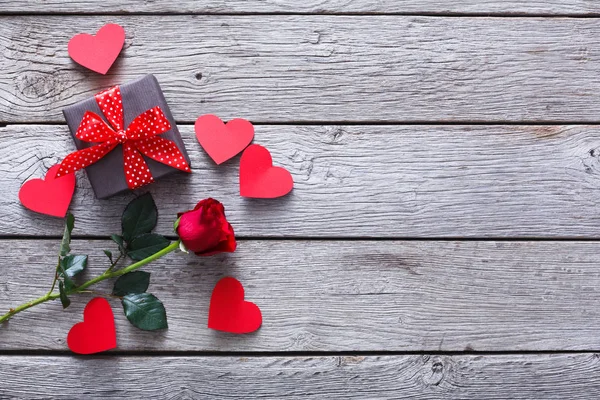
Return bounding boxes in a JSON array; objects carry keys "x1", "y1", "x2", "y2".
[{"x1": 56, "y1": 85, "x2": 190, "y2": 189}]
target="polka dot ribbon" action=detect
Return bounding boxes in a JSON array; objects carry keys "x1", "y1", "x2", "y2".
[{"x1": 56, "y1": 85, "x2": 191, "y2": 189}]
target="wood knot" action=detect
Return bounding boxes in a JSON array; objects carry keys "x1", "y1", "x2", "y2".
[
  {"x1": 16, "y1": 71, "x2": 62, "y2": 100},
  {"x1": 423, "y1": 357, "x2": 446, "y2": 387}
]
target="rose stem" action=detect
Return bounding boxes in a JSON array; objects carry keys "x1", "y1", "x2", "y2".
[{"x1": 0, "y1": 240, "x2": 181, "y2": 324}]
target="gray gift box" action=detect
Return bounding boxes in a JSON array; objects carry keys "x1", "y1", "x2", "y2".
[{"x1": 62, "y1": 74, "x2": 191, "y2": 199}]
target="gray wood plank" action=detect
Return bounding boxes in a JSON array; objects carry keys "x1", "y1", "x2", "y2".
[
  {"x1": 2, "y1": 16, "x2": 600, "y2": 123},
  {"x1": 2, "y1": 240, "x2": 600, "y2": 351},
  {"x1": 1, "y1": 354, "x2": 600, "y2": 399},
  {"x1": 1, "y1": 124, "x2": 600, "y2": 238},
  {"x1": 1, "y1": 1, "x2": 600, "y2": 15}
]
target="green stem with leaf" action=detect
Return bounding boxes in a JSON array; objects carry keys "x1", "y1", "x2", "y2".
[
  {"x1": 47, "y1": 256, "x2": 62, "y2": 296},
  {"x1": 0, "y1": 240, "x2": 180, "y2": 324},
  {"x1": 104, "y1": 253, "x2": 124, "y2": 274}
]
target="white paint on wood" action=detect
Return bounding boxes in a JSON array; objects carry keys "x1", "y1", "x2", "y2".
[
  {"x1": 1, "y1": 124, "x2": 599, "y2": 237},
  {"x1": 1, "y1": 354, "x2": 600, "y2": 399},
  {"x1": 2, "y1": 5, "x2": 599, "y2": 398},
  {"x1": 2, "y1": 240, "x2": 600, "y2": 351},
  {"x1": 2, "y1": 16, "x2": 600, "y2": 122},
  {"x1": 1, "y1": 1, "x2": 600, "y2": 14}
]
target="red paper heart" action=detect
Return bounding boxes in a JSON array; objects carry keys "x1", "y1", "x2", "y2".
[
  {"x1": 67, "y1": 297, "x2": 117, "y2": 355},
  {"x1": 68, "y1": 23, "x2": 125, "y2": 74},
  {"x1": 195, "y1": 114, "x2": 254, "y2": 164},
  {"x1": 239, "y1": 144, "x2": 293, "y2": 198},
  {"x1": 208, "y1": 277, "x2": 262, "y2": 334},
  {"x1": 19, "y1": 164, "x2": 76, "y2": 218}
]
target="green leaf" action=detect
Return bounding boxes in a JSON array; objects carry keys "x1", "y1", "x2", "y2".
[
  {"x1": 126, "y1": 233, "x2": 170, "y2": 261},
  {"x1": 63, "y1": 277, "x2": 75, "y2": 292},
  {"x1": 110, "y1": 234, "x2": 126, "y2": 254},
  {"x1": 58, "y1": 281, "x2": 71, "y2": 309},
  {"x1": 121, "y1": 193, "x2": 158, "y2": 242},
  {"x1": 60, "y1": 255, "x2": 88, "y2": 278},
  {"x1": 121, "y1": 293, "x2": 167, "y2": 331},
  {"x1": 103, "y1": 250, "x2": 113, "y2": 263},
  {"x1": 60, "y1": 213, "x2": 75, "y2": 256},
  {"x1": 113, "y1": 271, "x2": 151, "y2": 296},
  {"x1": 57, "y1": 262, "x2": 75, "y2": 291}
]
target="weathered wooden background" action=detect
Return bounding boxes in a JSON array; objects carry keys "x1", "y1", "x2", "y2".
[{"x1": 2, "y1": 1, "x2": 600, "y2": 399}]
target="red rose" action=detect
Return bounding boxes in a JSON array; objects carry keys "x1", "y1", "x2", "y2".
[{"x1": 176, "y1": 198, "x2": 236, "y2": 256}]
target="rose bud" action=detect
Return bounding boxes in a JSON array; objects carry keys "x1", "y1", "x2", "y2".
[{"x1": 176, "y1": 198, "x2": 236, "y2": 256}]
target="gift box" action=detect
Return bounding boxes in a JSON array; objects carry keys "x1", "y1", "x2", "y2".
[{"x1": 60, "y1": 74, "x2": 191, "y2": 199}]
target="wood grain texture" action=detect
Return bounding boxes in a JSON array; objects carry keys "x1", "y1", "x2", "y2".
[
  {"x1": 2, "y1": 16, "x2": 600, "y2": 123},
  {"x1": 2, "y1": 354, "x2": 600, "y2": 399},
  {"x1": 2, "y1": 240, "x2": 600, "y2": 351},
  {"x1": 1, "y1": 0, "x2": 600, "y2": 15},
  {"x1": 2, "y1": 124, "x2": 600, "y2": 238}
]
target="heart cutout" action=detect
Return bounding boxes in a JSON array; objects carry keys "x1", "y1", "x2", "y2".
[
  {"x1": 208, "y1": 277, "x2": 262, "y2": 334},
  {"x1": 239, "y1": 144, "x2": 293, "y2": 198},
  {"x1": 68, "y1": 23, "x2": 125, "y2": 74},
  {"x1": 195, "y1": 114, "x2": 254, "y2": 164},
  {"x1": 67, "y1": 297, "x2": 117, "y2": 355},
  {"x1": 19, "y1": 164, "x2": 76, "y2": 218}
]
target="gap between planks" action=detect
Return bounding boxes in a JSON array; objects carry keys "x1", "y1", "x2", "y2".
[
  {"x1": 1, "y1": 349, "x2": 600, "y2": 357},
  {"x1": 8, "y1": 121, "x2": 600, "y2": 126},
  {"x1": 3, "y1": 11, "x2": 600, "y2": 18},
  {"x1": 5, "y1": 236, "x2": 600, "y2": 242}
]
